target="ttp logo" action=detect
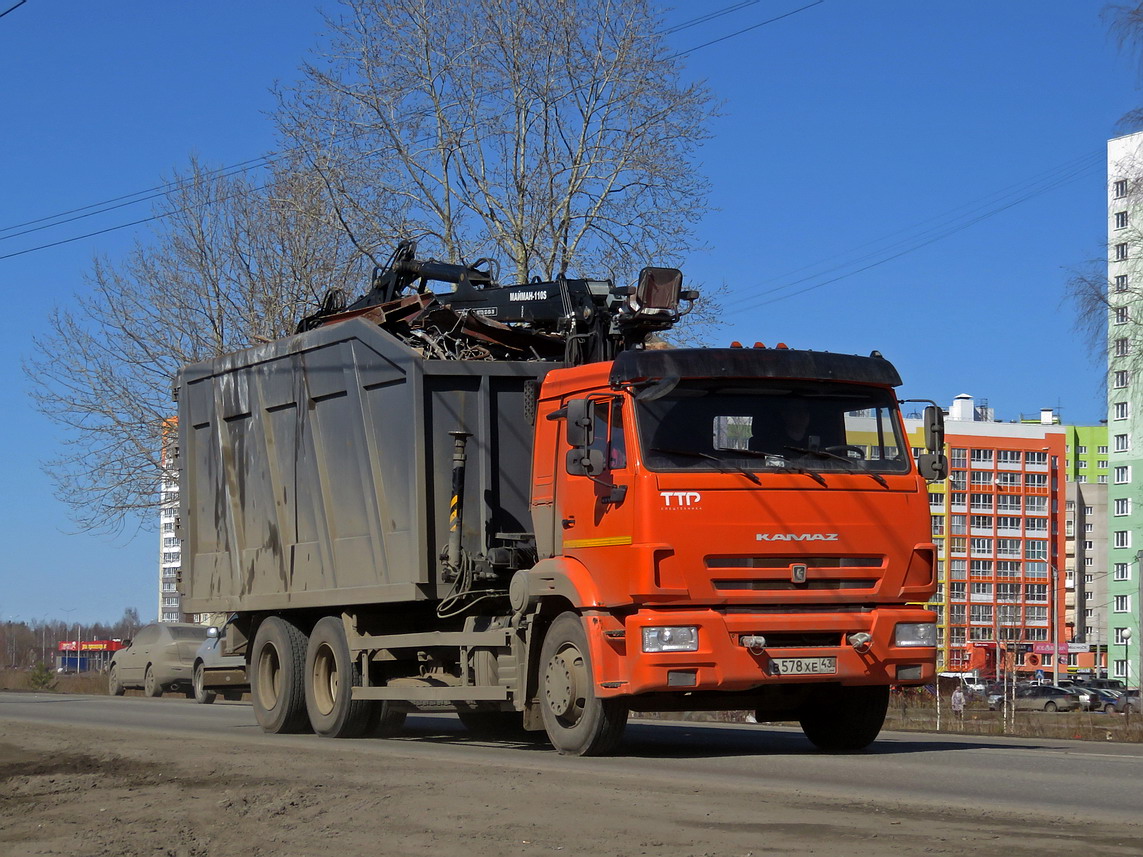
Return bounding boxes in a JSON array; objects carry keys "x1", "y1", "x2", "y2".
[{"x1": 660, "y1": 491, "x2": 701, "y2": 507}]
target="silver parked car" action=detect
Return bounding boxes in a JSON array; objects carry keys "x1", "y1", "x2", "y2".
[
  {"x1": 192, "y1": 622, "x2": 249, "y2": 704},
  {"x1": 1011, "y1": 684, "x2": 1083, "y2": 712},
  {"x1": 108, "y1": 623, "x2": 210, "y2": 697}
]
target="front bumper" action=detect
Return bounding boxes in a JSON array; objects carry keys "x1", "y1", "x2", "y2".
[{"x1": 587, "y1": 606, "x2": 935, "y2": 697}]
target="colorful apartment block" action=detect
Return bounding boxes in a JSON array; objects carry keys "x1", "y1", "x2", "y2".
[{"x1": 907, "y1": 398, "x2": 1070, "y2": 679}]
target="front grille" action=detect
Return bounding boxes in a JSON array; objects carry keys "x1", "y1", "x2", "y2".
[
  {"x1": 713, "y1": 579, "x2": 875, "y2": 591},
  {"x1": 708, "y1": 556, "x2": 884, "y2": 569},
  {"x1": 739, "y1": 632, "x2": 840, "y2": 649}
]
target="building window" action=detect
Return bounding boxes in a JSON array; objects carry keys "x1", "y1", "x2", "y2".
[
  {"x1": 1025, "y1": 518, "x2": 1047, "y2": 533},
  {"x1": 996, "y1": 472, "x2": 1020, "y2": 487},
  {"x1": 1098, "y1": 460, "x2": 1108, "y2": 469},
  {"x1": 997, "y1": 561, "x2": 1021, "y2": 578},
  {"x1": 997, "y1": 495, "x2": 1021, "y2": 512},
  {"x1": 1115, "y1": 306, "x2": 1130, "y2": 325},
  {"x1": 1115, "y1": 530, "x2": 1132, "y2": 549},
  {"x1": 970, "y1": 537, "x2": 993, "y2": 555},
  {"x1": 1115, "y1": 497, "x2": 1131, "y2": 516},
  {"x1": 970, "y1": 449, "x2": 994, "y2": 465},
  {"x1": 1099, "y1": 446, "x2": 1109, "y2": 456},
  {"x1": 970, "y1": 494, "x2": 993, "y2": 511},
  {"x1": 1115, "y1": 338, "x2": 1131, "y2": 357},
  {"x1": 970, "y1": 560, "x2": 994, "y2": 577},
  {"x1": 1024, "y1": 496, "x2": 1048, "y2": 514},
  {"x1": 997, "y1": 450, "x2": 1022, "y2": 466},
  {"x1": 1025, "y1": 540, "x2": 1048, "y2": 560},
  {"x1": 950, "y1": 582, "x2": 967, "y2": 601},
  {"x1": 950, "y1": 448, "x2": 967, "y2": 468},
  {"x1": 1116, "y1": 211, "x2": 1129, "y2": 229},
  {"x1": 1115, "y1": 465, "x2": 1131, "y2": 483},
  {"x1": 1114, "y1": 401, "x2": 1129, "y2": 420},
  {"x1": 1025, "y1": 451, "x2": 1047, "y2": 466},
  {"x1": 1115, "y1": 562, "x2": 1131, "y2": 581},
  {"x1": 1115, "y1": 434, "x2": 1130, "y2": 452},
  {"x1": 969, "y1": 605, "x2": 993, "y2": 624},
  {"x1": 950, "y1": 514, "x2": 967, "y2": 535},
  {"x1": 1115, "y1": 178, "x2": 1128, "y2": 198},
  {"x1": 1115, "y1": 595, "x2": 1131, "y2": 613},
  {"x1": 1115, "y1": 274, "x2": 1129, "y2": 292},
  {"x1": 1114, "y1": 370, "x2": 1129, "y2": 388},
  {"x1": 970, "y1": 471, "x2": 994, "y2": 486},
  {"x1": 1116, "y1": 242, "x2": 1129, "y2": 260}
]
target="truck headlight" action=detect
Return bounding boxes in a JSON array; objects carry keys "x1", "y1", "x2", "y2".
[
  {"x1": 642, "y1": 626, "x2": 699, "y2": 653},
  {"x1": 894, "y1": 623, "x2": 936, "y2": 647}
]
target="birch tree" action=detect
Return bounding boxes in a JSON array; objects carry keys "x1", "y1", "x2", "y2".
[
  {"x1": 276, "y1": 0, "x2": 716, "y2": 286},
  {"x1": 26, "y1": 157, "x2": 371, "y2": 532}
]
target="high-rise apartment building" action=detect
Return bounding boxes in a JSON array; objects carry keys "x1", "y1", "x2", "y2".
[
  {"x1": 908, "y1": 398, "x2": 1070, "y2": 678},
  {"x1": 1107, "y1": 132, "x2": 1143, "y2": 686},
  {"x1": 159, "y1": 418, "x2": 183, "y2": 622}
]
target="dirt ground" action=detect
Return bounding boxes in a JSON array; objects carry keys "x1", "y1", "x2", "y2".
[{"x1": 2, "y1": 713, "x2": 1143, "y2": 857}]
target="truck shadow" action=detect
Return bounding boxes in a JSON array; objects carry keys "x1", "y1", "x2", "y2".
[{"x1": 394, "y1": 715, "x2": 1048, "y2": 758}]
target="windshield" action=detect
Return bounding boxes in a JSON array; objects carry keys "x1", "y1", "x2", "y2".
[{"x1": 636, "y1": 381, "x2": 910, "y2": 476}]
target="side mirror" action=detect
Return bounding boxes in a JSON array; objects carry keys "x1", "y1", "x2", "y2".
[
  {"x1": 207, "y1": 626, "x2": 220, "y2": 638},
  {"x1": 567, "y1": 447, "x2": 605, "y2": 476},
  {"x1": 565, "y1": 398, "x2": 595, "y2": 448},
  {"x1": 919, "y1": 404, "x2": 948, "y2": 480},
  {"x1": 923, "y1": 405, "x2": 944, "y2": 451}
]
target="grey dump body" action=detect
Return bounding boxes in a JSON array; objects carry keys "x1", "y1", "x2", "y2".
[{"x1": 178, "y1": 317, "x2": 546, "y2": 615}]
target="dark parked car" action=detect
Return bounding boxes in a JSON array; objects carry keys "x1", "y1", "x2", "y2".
[{"x1": 108, "y1": 623, "x2": 210, "y2": 697}]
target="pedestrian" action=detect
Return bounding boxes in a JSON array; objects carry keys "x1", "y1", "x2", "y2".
[{"x1": 951, "y1": 686, "x2": 966, "y2": 725}]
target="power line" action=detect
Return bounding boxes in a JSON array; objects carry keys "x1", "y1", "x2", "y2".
[
  {"x1": 669, "y1": 0, "x2": 824, "y2": 58},
  {"x1": 731, "y1": 152, "x2": 1103, "y2": 312},
  {"x1": 1, "y1": 1, "x2": 824, "y2": 262},
  {"x1": 0, "y1": 0, "x2": 27, "y2": 20}
]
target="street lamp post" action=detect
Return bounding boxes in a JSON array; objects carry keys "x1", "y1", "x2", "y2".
[{"x1": 1123, "y1": 628, "x2": 1133, "y2": 725}]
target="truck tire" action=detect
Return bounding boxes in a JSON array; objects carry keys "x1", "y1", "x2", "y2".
[
  {"x1": 304, "y1": 616, "x2": 376, "y2": 738},
  {"x1": 371, "y1": 705, "x2": 407, "y2": 737},
  {"x1": 538, "y1": 612, "x2": 627, "y2": 756},
  {"x1": 143, "y1": 665, "x2": 163, "y2": 698},
  {"x1": 251, "y1": 616, "x2": 311, "y2": 734},
  {"x1": 193, "y1": 662, "x2": 217, "y2": 705},
  {"x1": 108, "y1": 665, "x2": 125, "y2": 696},
  {"x1": 797, "y1": 684, "x2": 888, "y2": 753}
]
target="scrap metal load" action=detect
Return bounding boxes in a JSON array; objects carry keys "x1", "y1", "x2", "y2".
[{"x1": 295, "y1": 240, "x2": 697, "y2": 365}]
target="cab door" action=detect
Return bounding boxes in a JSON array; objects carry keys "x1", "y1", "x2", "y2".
[{"x1": 555, "y1": 395, "x2": 635, "y2": 576}]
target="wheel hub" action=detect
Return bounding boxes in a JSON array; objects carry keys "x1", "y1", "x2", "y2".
[{"x1": 545, "y1": 649, "x2": 581, "y2": 718}]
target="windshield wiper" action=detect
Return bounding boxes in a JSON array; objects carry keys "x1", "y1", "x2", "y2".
[
  {"x1": 649, "y1": 447, "x2": 761, "y2": 485},
  {"x1": 784, "y1": 446, "x2": 888, "y2": 488}
]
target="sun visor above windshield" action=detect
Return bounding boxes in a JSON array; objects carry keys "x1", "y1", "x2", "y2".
[{"x1": 609, "y1": 348, "x2": 902, "y2": 387}]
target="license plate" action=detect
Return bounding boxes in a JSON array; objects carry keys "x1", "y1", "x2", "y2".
[{"x1": 768, "y1": 657, "x2": 837, "y2": 676}]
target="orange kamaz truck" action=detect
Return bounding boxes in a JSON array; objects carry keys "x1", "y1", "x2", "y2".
[{"x1": 177, "y1": 242, "x2": 945, "y2": 755}]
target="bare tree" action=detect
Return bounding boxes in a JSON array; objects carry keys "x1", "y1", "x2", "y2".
[
  {"x1": 276, "y1": 0, "x2": 716, "y2": 287},
  {"x1": 26, "y1": 157, "x2": 371, "y2": 532}
]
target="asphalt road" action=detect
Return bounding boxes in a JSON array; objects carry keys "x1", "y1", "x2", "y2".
[{"x1": 3, "y1": 690, "x2": 1141, "y2": 824}]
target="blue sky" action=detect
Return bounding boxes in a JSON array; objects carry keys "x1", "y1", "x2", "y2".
[{"x1": 0, "y1": 1, "x2": 1137, "y2": 625}]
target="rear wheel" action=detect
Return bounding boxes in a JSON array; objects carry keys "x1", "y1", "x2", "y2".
[
  {"x1": 538, "y1": 612, "x2": 627, "y2": 756},
  {"x1": 798, "y1": 685, "x2": 888, "y2": 752},
  {"x1": 193, "y1": 662, "x2": 217, "y2": 705},
  {"x1": 108, "y1": 665, "x2": 125, "y2": 696},
  {"x1": 251, "y1": 616, "x2": 311, "y2": 733},
  {"x1": 143, "y1": 665, "x2": 163, "y2": 698},
  {"x1": 304, "y1": 616, "x2": 376, "y2": 738}
]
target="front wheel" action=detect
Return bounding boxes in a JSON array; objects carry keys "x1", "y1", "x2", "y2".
[
  {"x1": 143, "y1": 665, "x2": 163, "y2": 698},
  {"x1": 251, "y1": 616, "x2": 311, "y2": 733},
  {"x1": 538, "y1": 612, "x2": 627, "y2": 756},
  {"x1": 799, "y1": 685, "x2": 888, "y2": 752},
  {"x1": 1044, "y1": 701, "x2": 1058, "y2": 712},
  {"x1": 1104, "y1": 703, "x2": 1116, "y2": 715},
  {"x1": 108, "y1": 665, "x2": 125, "y2": 696},
  {"x1": 193, "y1": 662, "x2": 217, "y2": 705}
]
